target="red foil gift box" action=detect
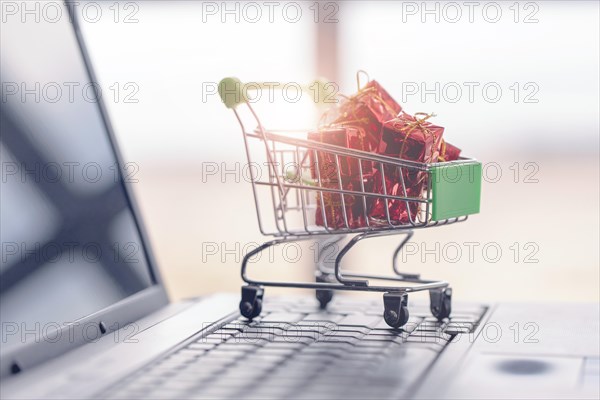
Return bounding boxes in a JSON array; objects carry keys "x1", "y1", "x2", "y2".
[
  {"x1": 331, "y1": 80, "x2": 402, "y2": 152},
  {"x1": 368, "y1": 169, "x2": 421, "y2": 225},
  {"x1": 307, "y1": 126, "x2": 372, "y2": 182},
  {"x1": 438, "y1": 140, "x2": 461, "y2": 162},
  {"x1": 369, "y1": 112, "x2": 445, "y2": 224},
  {"x1": 378, "y1": 112, "x2": 444, "y2": 163},
  {"x1": 308, "y1": 126, "x2": 372, "y2": 229},
  {"x1": 315, "y1": 179, "x2": 370, "y2": 229}
]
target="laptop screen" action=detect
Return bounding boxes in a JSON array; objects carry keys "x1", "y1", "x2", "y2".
[{"x1": 0, "y1": 4, "x2": 155, "y2": 354}]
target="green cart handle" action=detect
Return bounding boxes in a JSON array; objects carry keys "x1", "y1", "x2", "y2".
[
  {"x1": 218, "y1": 77, "x2": 330, "y2": 109},
  {"x1": 218, "y1": 77, "x2": 246, "y2": 109}
]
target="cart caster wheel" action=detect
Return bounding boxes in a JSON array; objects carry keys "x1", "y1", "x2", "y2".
[
  {"x1": 383, "y1": 292, "x2": 409, "y2": 329},
  {"x1": 384, "y1": 305, "x2": 409, "y2": 329},
  {"x1": 239, "y1": 285, "x2": 264, "y2": 320},
  {"x1": 430, "y1": 287, "x2": 452, "y2": 321},
  {"x1": 316, "y1": 289, "x2": 334, "y2": 309}
]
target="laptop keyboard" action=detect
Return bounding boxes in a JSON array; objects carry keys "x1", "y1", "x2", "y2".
[{"x1": 102, "y1": 297, "x2": 485, "y2": 399}]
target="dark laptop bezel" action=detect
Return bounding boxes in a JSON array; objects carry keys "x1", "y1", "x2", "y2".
[{"x1": 1, "y1": 1, "x2": 169, "y2": 378}]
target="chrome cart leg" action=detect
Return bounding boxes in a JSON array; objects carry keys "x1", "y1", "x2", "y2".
[
  {"x1": 314, "y1": 235, "x2": 345, "y2": 309},
  {"x1": 334, "y1": 233, "x2": 374, "y2": 287},
  {"x1": 383, "y1": 292, "x2": 410, "y2": 329},
  {"x1": 392, "y1": 230, "x2": 421, "y2": 280},
  {"x1": 429, "y1": 287, "x2": 452, "y2": 321},
  {"x1": 240, "y1": 285, "x2": 264, "y2": 320}
]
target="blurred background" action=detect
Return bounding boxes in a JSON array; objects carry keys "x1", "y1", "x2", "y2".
[{"x1": 73, "y1": 1, "x2": 598, "y2": 303}]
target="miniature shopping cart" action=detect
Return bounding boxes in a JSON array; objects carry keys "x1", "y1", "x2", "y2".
[{"x1": 218, "y1": 77, "x2": 482, "y2": 328}]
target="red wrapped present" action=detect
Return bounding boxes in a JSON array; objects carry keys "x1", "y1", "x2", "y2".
[
  {"x1": 315, "y1": 190, "x2": 345, "y2": 228},
  {"x1": 378, "y1": 112, "x2": 444, "y2": 163},
  {"x1": 315, "y1": 178, "x2": 370, "y2": 229},
  {"x1": 438, "y1": 140, "x2": 461, "y2": 162},
  {"x1": 308, "y1": 126, "x2": 373, "y2": 229},
  {"x1": 331, "y1": 80, "x2": 402, "y2": 151},
  {"x1": 368, "y1": 169, "x2": 421, "y2": 225},
  {"x1": 307, "y1": 126, "x2": 372, "y2": 182},
  {"x1": 369, "y1": 112, "x2": 445, "y2": 225}
]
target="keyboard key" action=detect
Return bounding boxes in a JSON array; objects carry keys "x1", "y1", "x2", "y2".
[
  {"x1": 403, "y1": 334, "x2": 448, "y2": 346},
  {"x1": 271, "y1": 336, "x2": 314, "y2": 346},
  {"x1": 365, "y1": 328, "x2": 404, "y2": 338},
  {"x1": 262, "y1": 342, "x2": 307, "y2": 351},
  {"x1": 173, "y1": 365, "x2": 225, "y2": 377},
  {"x1": 321, "y1": 329, "x2": 364, "y2": 340},
  {"x1": 203, "y1": 349, "x2": 248, "y2": 360},
  {"x1": 187, "y1": 342, "x2": 217, "y2": 351},
  {"x1": 216, "y1": 343, "x2": 261, "y2": 352},
  {"x1": 308, "y1": 342, "x2": 354, "y2": 351},
  {"x1": 261, "y1": 312, "x2": 306, "y2": 323},
  {"x1": 287, "y1": 305, "x2": 325, "y2": 314},
  {"x1": 213, "y1": 328, "x2": 242, "y2": 336},
  {"x1": 216, "y1": 365, "x2": 269, "y2": 378},
  {"x1": 326, "y1": 325, "x2": 370, "y2": 335},
  {"x1": 227, "y1": 337, "x2": 271, "y2": 347},
  {"x1": 372, "y1": 317, "x2": 422, "y2": 332},
  {"x1": 361, "y1": 334, "x2": 402, "y2": 343},
  {"x1": 281, "y1": 328, "x2": 322, "y2": 340},
  {"x1": 245, "y1": 353, "x2": 289, "y2": 366},
  {"x1": 225, "y1": 318, "x2": 253, "y2": 325},
  {"x1": 418, "y1": 321, "x2": 447, "y2": 332},
  {"x1": 448, "y1": 314, "x2": 479, "y2": 322},
  {"x1": 192, "y1": 386, "x2": 241, "y2": 398},
  {"x1": 326, "y1": 304, "x2": 368, "y2": 314},
  {"x1": 444, "y1": 323, "x2": 473, "y2": 335},
  {"x1": 248, "y1": 385, "x2": 295, "y2": 399},
  {"x1": 302, "y1": 313, "x2": 344, "y2": 323},
  {"x1": 355, "y1": 339, "x2": 394, "y2": 349},
  {"x1": 197, "y1": 335, "x2": 227, "y2": 344},
  {"x1": 295, "y1": 321, "x2": 339, "y2": 335},
  {"x1": 337, "y1": 314, "x2": 383, "y2": 329},
  {"x1": 410, "y1": 330, "x2": 453, "y2": 341},
  {"x1": 167, "y1": 350, "x2": 204, "y2": 360},
  {"x1": 299, "y1": 348, "x2": 345, "y2": 359},
  {"x1": 253, "y1": 346, "x2": 298, "y2": 355},
  {"x1": 317, "y1": 336, "x2": 359, "y2": 346}
]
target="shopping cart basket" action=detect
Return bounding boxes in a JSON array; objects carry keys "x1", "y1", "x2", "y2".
[{"x1": 218, "y1": 77, "x2": 482, "y2": 328}]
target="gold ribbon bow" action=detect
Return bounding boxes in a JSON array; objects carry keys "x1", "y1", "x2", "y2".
[
  {"x1": 438, "y1": 139, "x2": 448, "y2": 162},
  {"x1": 394, "y1": 112, "x2": 438, "y2": 162},
  {"x1": 319, "y1": 70, "x2": 400, "y2": 128}
]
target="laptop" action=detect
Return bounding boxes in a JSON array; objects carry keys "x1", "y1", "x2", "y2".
[{"x1": 1, "y1": 3, "x2": 598, "y2": 399}]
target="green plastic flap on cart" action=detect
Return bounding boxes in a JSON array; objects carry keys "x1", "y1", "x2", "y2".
[
  {"x1": 219, "y1": 77, "x2": 247, "y2": 109},
  {"x1": 431, "y1": 162, "x2": 482, "y2": 221}
]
